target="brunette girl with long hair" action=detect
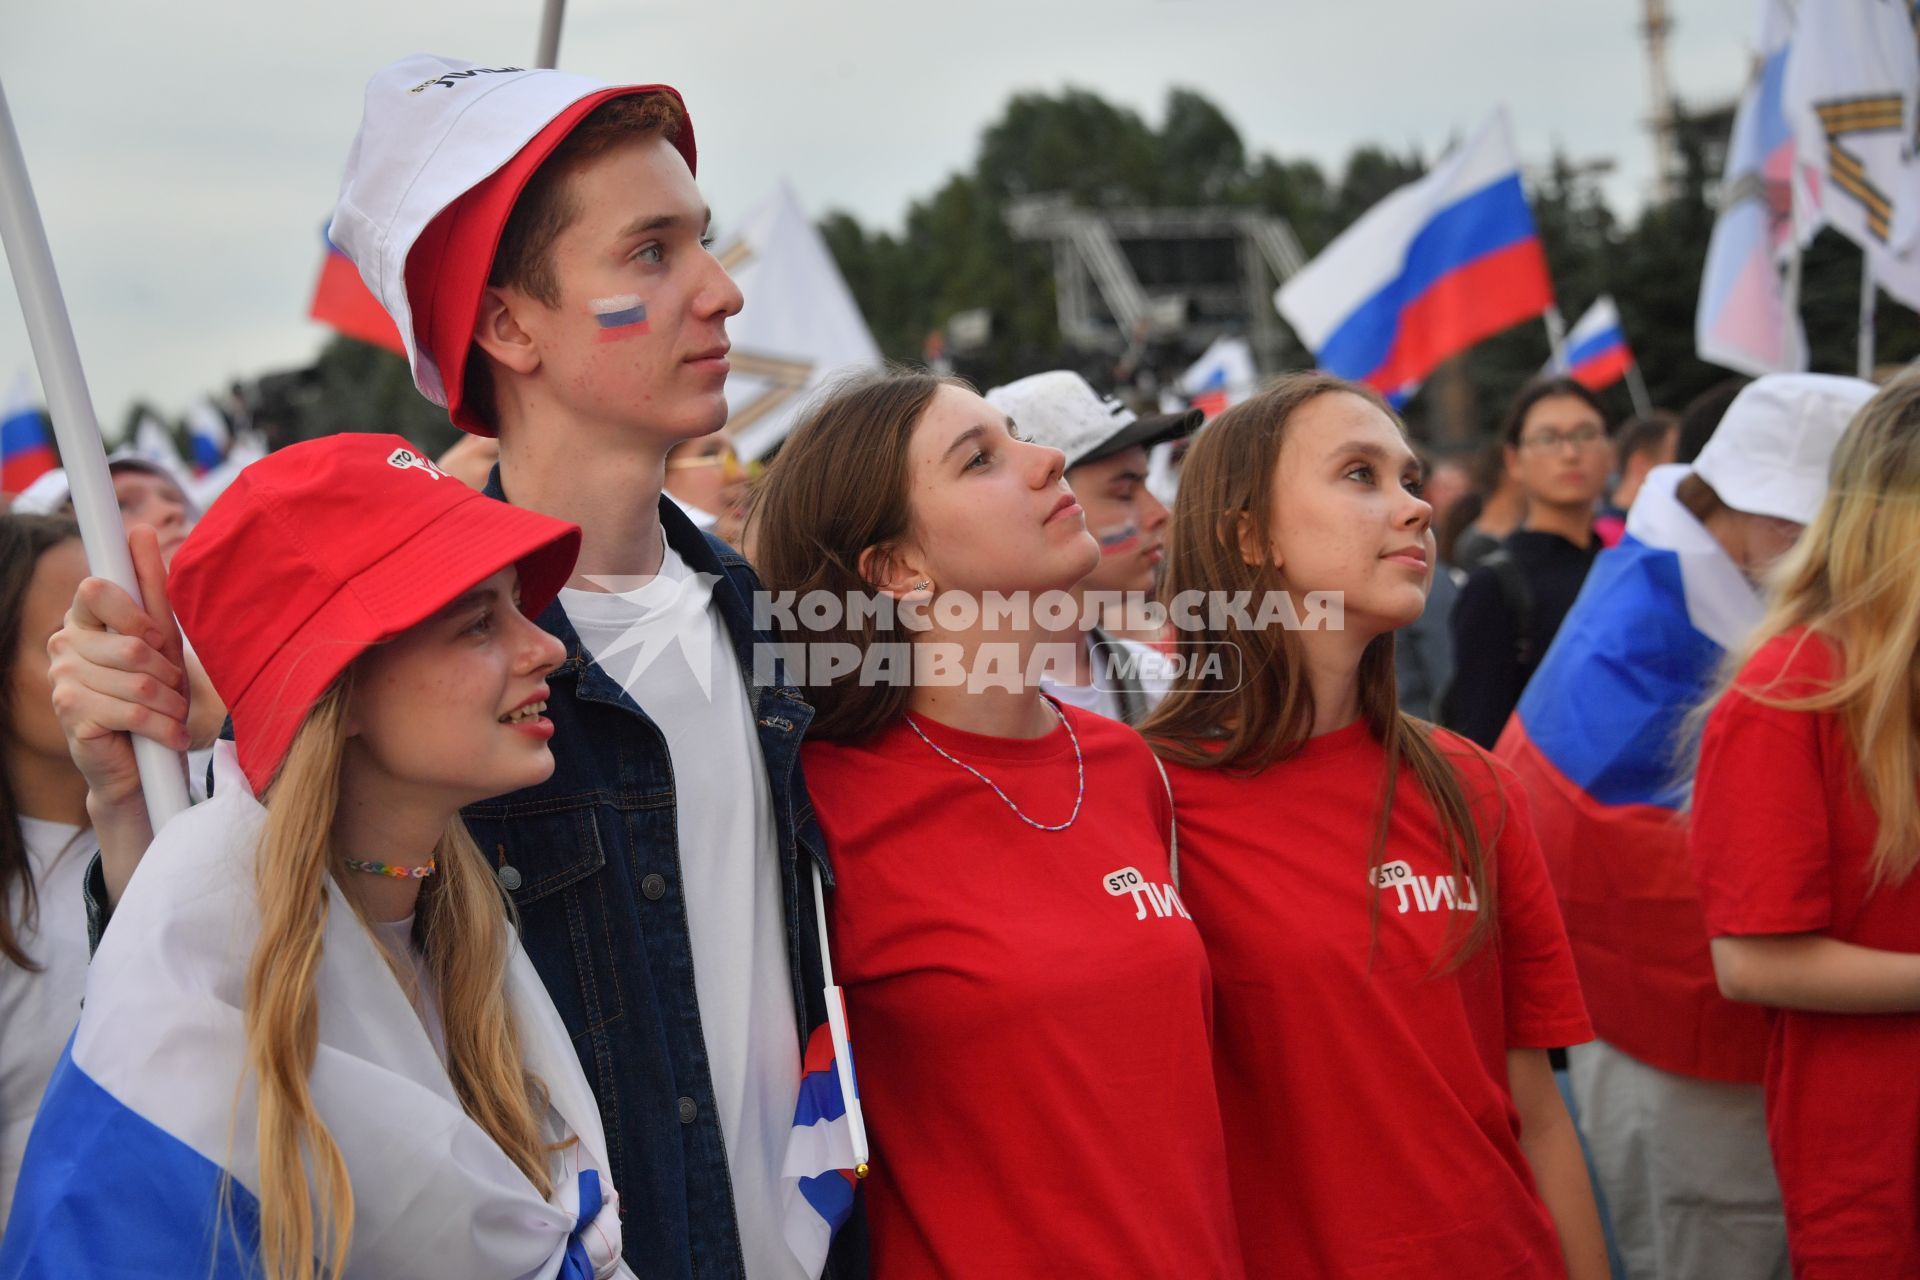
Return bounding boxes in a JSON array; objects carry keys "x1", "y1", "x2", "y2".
[
  {"x1": 753, "y1": 368, "x2": 1244, "y2": 1278},
  {"x1": 1689, "y1": 375, "x2": 1920, "y2": 1278},
  {"x1": 1139, "y1": 373, "x2": 1607, "y2": 1278},
  {"x1": 1, "y1": 435, "x2": 632, "y2": 1279},
  {"x1": 0, "y1": 514, "x2": 94, "y2": 1230}
]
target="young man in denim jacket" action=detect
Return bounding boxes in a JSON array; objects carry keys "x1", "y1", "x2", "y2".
[{"x1": 53, "y1": 57, "x2": 861, "y2": 1280}]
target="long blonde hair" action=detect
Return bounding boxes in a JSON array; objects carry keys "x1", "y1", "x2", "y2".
[
  {"x1": 1140, "y1": 373, "x2": 1502, "y2": 966},
  {"x1": 1702, "y1": 373, "x2": 1920, "y2": 889},
  {"x1": 241, "y1": 677, "x2": 553, "y2": 1280}
]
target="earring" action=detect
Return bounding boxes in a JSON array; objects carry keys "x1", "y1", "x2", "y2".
[{"x1": 913, "y1": 579, "x2": 933, "y2": 593}]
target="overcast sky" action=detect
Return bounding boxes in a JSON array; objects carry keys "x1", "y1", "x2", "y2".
[{"x1": 0, "y1": 0, "x2": 1757, "y2": 427}]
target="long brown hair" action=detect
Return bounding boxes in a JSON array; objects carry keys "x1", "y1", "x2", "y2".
[
  {"x1": 1139, "y1": 373, "x2": 1501, "y2": 965},
  {"x1": 750, "y1": 367, "x2": 960, "y2": 741},
  {"x1": 241, "y1": 677, "x2": 554, "y2": 1280},
  {"x1": 1696, "y1": 373, "x2": 1920, "y2": 888},
  {"x1": 0, "y1": 514, "x2": 83, "y2": 970}
]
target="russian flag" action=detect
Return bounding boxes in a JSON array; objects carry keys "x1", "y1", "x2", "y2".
[
  {"x1": 1696, "y1": 1, "x2": 1809, "y2": 375},
  {"x1": 1, "y1": 377, "x2": 55, "y2": 497},
  {"x1": 781, "y1": 865, "x2": 869, "y2": 1276},
  {"x1": 1555, "y1": 295, "x2": 1635, "y2": 392},
  {"x1": 184, "y1": 400, "x2": 230, "y2": 475},
  {"x1": 309, "y1": 229, "x2": 407, "y2": 355},
  {"x1": 0, "y1": 742, "x2": 631, "y2": 1278},
  {"x1": 1179, "y1": 336, "x2": 1256, "y2": 421},
  {"x1": 1276, "y1": 110, "x2": 1554, "y2": 395},
  {"x1": 1494, "y1": 466, "x2": 1771, "y2": 1083}
]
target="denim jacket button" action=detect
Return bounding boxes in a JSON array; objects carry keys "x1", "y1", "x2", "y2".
[
  {"x1": 496, "y1": 864, "x2": 523, "y2": 892},
  {"x1": 676, "y1": 1096, "x2": 698, "y2": 1124},
  {"x1": 641, "y1": 873, "x2": 668, "y2": 901}
]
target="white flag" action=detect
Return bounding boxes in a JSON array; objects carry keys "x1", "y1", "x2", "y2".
[{"x1": 1784, "y1": 0, "x2": 1920, "y2": 308}]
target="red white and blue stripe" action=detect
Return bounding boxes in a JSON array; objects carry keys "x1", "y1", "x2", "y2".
[
  {"x1": 1554, "y1": 296, "x2": 1635, "y2": 392},
  {"x1": 185, "y1": 399, "x2": 230, "y2": 476},
  {"x1": 1178, "y1": 336, "x2": 1256, "y2": 421},
  {"x1": 1494, "y1": 466, "x2": 1770, "y2": 1081},
  {"x1": 781, "y1": 864, "x2": 869, "y2": 1276},
  {"x1": 0, "y1": 743, "x2": 633, "y2": 1278},
  {"x1": 1276, "y1": 110, "x2": 1554, "y2": 398},
  {"x1": 1, "y1": 376, "x2": 54, "y2": 497},
  {"x1": 1696, "y1": 0, "x2": 1807, "y2": 375}
]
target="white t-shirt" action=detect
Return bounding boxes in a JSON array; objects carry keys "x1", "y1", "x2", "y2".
[
  {"x1": 1038, "y1": 634, "x2": 1174, "y2": 724},
  {"x1": 1, "y1": 818, "x2": 98, "y2": 1232},
  {"x1": 560, "y1": 546, "x2": 805, "y2": 1280}
]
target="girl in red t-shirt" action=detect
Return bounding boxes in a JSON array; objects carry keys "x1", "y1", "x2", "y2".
[
  {"x1": 752, "y1": 370, "x2": 1245, "y2": 1279},
  {"x1": 1690, "y1": 378, "x2": 1920, "y2": 1279},
  {"x1": 1138, "y1": 372, "x2": 1607, "y2": 1280}
]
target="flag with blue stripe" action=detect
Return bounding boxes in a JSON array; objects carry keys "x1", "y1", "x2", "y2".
[{"x1": 0, "y1": 743, "x2": 635, "y2": 1279}]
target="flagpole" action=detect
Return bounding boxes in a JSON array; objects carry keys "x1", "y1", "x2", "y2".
[
  {"x1": 1858, "y1": 253, "x2": 1877, "y2": 380},
  {"x1": 535, "y1": 0, "x2": 566, "y2": 68},
  {"x1": 0, "y1": 77, "x2": 191, "y2": 830},
  {"x1": 1542, "y1": 305, "x2": 1570, "y2": 374},
  {"x1": 1623, "y1": 362, "x2": 1654, "y2": 419},
  {"x1": 1783, "y1": 242, "x2": 1805, "y2": 371}
]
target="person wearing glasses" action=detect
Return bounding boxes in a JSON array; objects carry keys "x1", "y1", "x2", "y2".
[
  {"x1": 664, "y1": 427, "x2": 753, "y2": 546},
  {"x1": 1441, "y1": 378, "x2": 1612, "y2": 747}
]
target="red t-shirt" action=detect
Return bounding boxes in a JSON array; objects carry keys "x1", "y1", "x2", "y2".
[
  {"x1": 1690, "y1": 629, "x2": 1920, "y2": 1279},
  {"x1": 803, "y1": 704, "x2": 1244, "y2": 1279},
  {"x1": 1163, "y1": 721, "x2": 1592, "y2": 1279}
]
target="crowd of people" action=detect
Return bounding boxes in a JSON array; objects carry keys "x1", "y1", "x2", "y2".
[{"x1": 0, "y1": 53, "x2": 1915, "y2": 1280}]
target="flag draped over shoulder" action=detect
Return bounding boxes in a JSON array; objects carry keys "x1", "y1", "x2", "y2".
[
  {"x1": 1783, "y1": 0, "x2": 1920, "y2": 309},
  {"x1": 1495, "y1": 466, "x2": 1770, "y2": 1082},
  {"x1": 0, "y1": 743, "x2": 633, "y2": 1279},
  {"x1": 1275, "y1": 109, "x2": 1553, "y2": 398},
  {"x1": 1697, "y1": 0, "x2": 1809, "y2": 376}
]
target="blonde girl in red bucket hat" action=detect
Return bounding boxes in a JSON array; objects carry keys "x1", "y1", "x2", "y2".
[{"x1": 0, "y1": 434, "x2": 641, "y2": 1279}]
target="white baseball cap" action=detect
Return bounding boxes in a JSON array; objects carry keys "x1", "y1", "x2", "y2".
[
  {"x1": 984, "y1": 371, "x2": 1200, "y2": 470},
  {"x1": 328, "y1": 55, "x2": 695, "y2": 434},
  {"x1": 1693, "y1": 373, "x2": 1877, "y2": 524}
]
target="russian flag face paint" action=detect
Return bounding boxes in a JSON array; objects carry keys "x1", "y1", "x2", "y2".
[
  {"x1": 590, "y1": 294, "x2": 650, "y2": 342},
  {"x1": 1095, "y1": 519, "x2": 1141, "y2": 556}
]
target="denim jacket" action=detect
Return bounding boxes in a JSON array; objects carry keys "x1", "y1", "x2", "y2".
[{"x1": 84, "y1": 484, "x2": 865, "y2": 1280}]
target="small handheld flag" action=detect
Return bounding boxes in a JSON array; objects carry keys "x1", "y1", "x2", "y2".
[
  {"x1": 780, "y1": 861, "x2": 869, "y2": 1276},
  {"x1": 308, "y1": 228, "x2": 406, "y2": 355},
  {"x1": 1553, "y1": 296, "x2": 1634, "y2": 392}
]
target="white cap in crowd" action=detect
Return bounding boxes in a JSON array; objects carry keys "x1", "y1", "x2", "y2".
[
  {"x1": 1693, "y1": 373, "x2": 1879, "y2": 524},
  {"x1": 984, "y1": 371, "x2": 1200, "y2": 470}
]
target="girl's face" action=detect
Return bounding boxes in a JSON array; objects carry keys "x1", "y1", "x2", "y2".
[
  {"x1": 894, "y1": 385, "x2": 1100, "y2": 598},
  {"x1": 7, "y1": 539, "x2": 88, "y2": 764},
  {"x1": 344, "y1": 566, "x2": 566, "y2": 809},
  {"x1": 112, "y1": 470, "x2": 193, "y2": 565},
  {"x1": 664, "y1": 429, "x2": 750, "y2": 531},
  {"x1": 1257, "y1": 392, "x2": 1434, "y2": 637}
]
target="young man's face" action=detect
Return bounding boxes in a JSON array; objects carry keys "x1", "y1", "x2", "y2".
[
  {"x1": 512, "y1": 134, "x2": 743, "y2": 445},
  {"x1": 1505, "y1": 394, "x2": 1611, "y2": 513},
  {"x1": 1066, "y1": 446, "x2": 1169, "y2": 596}
]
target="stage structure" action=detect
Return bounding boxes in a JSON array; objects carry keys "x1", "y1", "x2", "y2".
[{"x1": 1004, "y1": 196, "x2": 1306, "y2": 375}]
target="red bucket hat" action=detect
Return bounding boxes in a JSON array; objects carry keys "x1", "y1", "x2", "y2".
[
  {"x1": 327, "y1": 56, "x2": 696, "y2": 436},
  {"x1": 168, "y1": 433, "x2": 581, "y2": 793}
]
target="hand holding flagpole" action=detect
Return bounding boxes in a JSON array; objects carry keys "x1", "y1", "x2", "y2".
[{"x1": 0, "y1": 76, "x2": 191, "y2": 831}]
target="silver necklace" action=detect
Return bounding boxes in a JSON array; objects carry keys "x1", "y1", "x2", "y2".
[{"x1": 904, "y1": 698, "x2": 1085, "y2": 832}]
